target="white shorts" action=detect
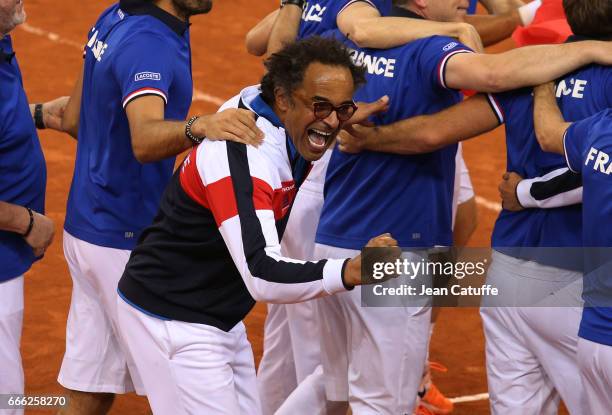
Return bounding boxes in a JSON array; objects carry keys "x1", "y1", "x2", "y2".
[
  {"x1": 58, "y1": 231, "x2": 143, "y2": 394},
  {"x1": 314, "y1": 243, "x2": 431, "y2": 415},
  {"x1": 0, "y1": 276, "x2": 24, "y2": 415},
  {"x1": 452, "y1": 143, "x2": 475, "y2": 228},
  {"x1": 577, "y1": 337, "x2": 612, "y2": 415},
  {"x1": 480, "y1": 251, "x2": 585, "y2": 415},
  {"x1": 258, "y1": 151, "x2": 329, "y2": 414},
  {"x1": 117, "y1": 297, "x2": 261, "y2": 415}
]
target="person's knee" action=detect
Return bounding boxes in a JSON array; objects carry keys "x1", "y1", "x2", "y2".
[{"x1": 57, "y1": 390, "x2": 115, "y2": 415}]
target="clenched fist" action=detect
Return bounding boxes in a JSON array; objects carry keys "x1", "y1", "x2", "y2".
[{"x1": 342, "y1": 233, "x2": 400, "y2": 287}]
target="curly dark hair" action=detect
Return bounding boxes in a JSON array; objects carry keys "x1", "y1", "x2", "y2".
[
  {"x1": 260, "y1": 36, "x2": 366, "y2": 105},
  {"x1": 564, "y1": 0, "x2": 612, "y2": 40}
]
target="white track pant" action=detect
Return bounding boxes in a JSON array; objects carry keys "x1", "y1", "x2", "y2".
[
  {"x1": 117, "y1": 297, "x2": 261, "y2": 415},
  {"x1": 0, "y1": 276, "x2": 24, "y2": 415},
  {"x1": 577, "y1": 337, "x2": 612, "y2": 415},
  {"x1": 306, "y1": 244, "x2": 430, "y2": 415},
  {"x1": 480, "y1": 251, "x2": 585, "y2": 415}
]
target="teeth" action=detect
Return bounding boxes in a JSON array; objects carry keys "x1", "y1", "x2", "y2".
[
  {"x1": 312, "y1": 129, "x2": 331, "y2": 137},
  {"x1": 308, "y1": 129, "x2": 328, "y2": 149}
]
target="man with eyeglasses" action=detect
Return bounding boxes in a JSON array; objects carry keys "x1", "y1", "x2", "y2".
[{"x1": 114, "y1": 36, "x2": 395, "y2": 414}]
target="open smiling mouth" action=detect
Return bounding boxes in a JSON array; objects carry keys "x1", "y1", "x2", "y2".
[{"x1": 307, "y1": 128, "x2": 333, "y2": 150}]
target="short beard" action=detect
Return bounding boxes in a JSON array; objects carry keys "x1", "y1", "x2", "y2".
[
  {"x1": 171, "y1": 0, "x2": 212, "y2": 19},
  {"x1": 0, "y1": 8, "x2": 26, "y2": 35}
]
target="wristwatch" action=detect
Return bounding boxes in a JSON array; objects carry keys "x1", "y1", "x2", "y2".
[
  {"x1": 281, "y1": 0, "x2": 305, "y2": 8},
  {"x1": 34, "y1": 104, "x2": 46, "y2": 130}
]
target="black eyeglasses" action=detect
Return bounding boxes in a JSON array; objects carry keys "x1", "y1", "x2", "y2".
[
  {"x1": 295, "y1": 93, "x2": 358, "y2": 122},
  {"x1": 312, "y1": 101, "x2": 358, "y2": 122}
]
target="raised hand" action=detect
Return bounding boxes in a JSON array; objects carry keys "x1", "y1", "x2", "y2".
[{"x1": 347, "y1": 95, "x2": 389, "y2": 126}]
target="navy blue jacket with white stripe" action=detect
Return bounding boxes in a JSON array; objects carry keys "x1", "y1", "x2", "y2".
[{"x1": 118, "y1": 86, "x2": 349, "y2": 331}]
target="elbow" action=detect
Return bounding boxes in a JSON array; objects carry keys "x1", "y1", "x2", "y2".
[
  {"x1": 481, "y1": 69, "x2": 507, "y2": 93},
  {"x1": 245, "y1": 37, "x2": 265, "y2": 57},
  {"x1": 249, "y1": 285, "x2": 276, "y2": 304},
  {"x1": 537, "y1": 133, "x2": 556, "y2": 153},
  {"x1": 61, "y1": 115, "x2": 78, "y2": 138},
  {"x1": 345, "y1": 23, "x2": 371, "y2": 48},
  {"x1": 534, "y1": 125, "x2": 555, "y2": 153},
  {"x1": 473, "y1": 60, "x2": 508, "y2": 93},
  {"x1": 419, "y1": 128, "x2": 446, "y2": 153},
  {"x1": 131, "y1": 139, "x2": 153, "y2": 164}
]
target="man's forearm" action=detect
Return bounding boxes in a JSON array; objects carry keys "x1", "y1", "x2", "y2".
[
  {"x1": 517, "y1": 168, "x2": 582, "y2": 208},
  {"x1": 348, "y1": 17, "x2": 476, "y2": 49},
  {"x1": 533, "y1": 82, "x2": 570, "y2": 154},
  {"x1": 364, "y1": 95, "x2": 500, "y2": 154},
  {"x1": 338, "y1": 2, "x2": 478, "y2": 50},
  {"x1": 0, "y1": 201, "x2": 30, "y2": 234},
  {"x1": 267, "y1": 4, "x2": 302, "y2": 56},
  {"x1": 487, "y1": 41, "x2": 609, "y2": 91},
  {"x1": 131, "y1": 120, "x2": 193, "y2": 163},
  {"x1": 465, "y1": 11, "x2": 520, "y2": 46},
  {"x1": 245, "y1": 10, "x2": 278, "y2": 57},
  {"x1": 480, "y1": 0, "x2": 525, "y2": 14}
]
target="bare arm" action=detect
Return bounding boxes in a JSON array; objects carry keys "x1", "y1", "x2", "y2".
[
  {"x1": 28, "y1": 97, "x2": 70, "y2": 132},
  {"x1": 446, "y1": 40, "x2": 612, "y2": 93},
  {"x1": 479, "y1": 0, "x2": 525, "y2": 14},
  {"x1": 337, "y1": 94, "x2": 500, "y2": 155},
  {"x1": 337, "y1": 2, "x2": 483, "y2": 52},
  {"x1": 533, "y1": 82, "x2": 571, "y2": 155},
  {"x1": 245, "y1": 10, "x2": 279, "y2": 57},
  {"x1": 60, "y1": 62, "x2": 84, "y2": 139},
  {"x1": 0, "y1": 201, "x2": 55, "y2": 256},
  {"x1": 464, "y1": 10, "x2": 521, "y2": 46},
  {"x1": 267, "y1": 4, "x2": 303, "y2": 56},
  {"x1": 126, "y1": 96, "x2": 263, "y2": 164}
]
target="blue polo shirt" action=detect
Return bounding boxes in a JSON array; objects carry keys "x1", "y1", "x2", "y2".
[
  {"x1": 64, "y1": 0, "x2": 193, "y2": 250},
  {"x1": 298, "y1": 0, "x2": 391, "y2": 40},
  {"x1": 0, "y1": 35, "x2": 46, "y2": 282},
  {"x1": 468, "y1": 0, "x2": 478, "y2": 15},
  {"x1": 317, "y1": 28, "x2": 470, "y2": 249},
  {"x1": 489, "y1": 42, "x2": 612, "y2": 269},
  {"x1": 564, "y1": 110, "x2": 612, "y2": 346}
]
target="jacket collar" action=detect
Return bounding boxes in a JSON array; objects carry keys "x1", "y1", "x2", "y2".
[{"x1": 119, "y1": 0, "x2": 189, "y2": 36}]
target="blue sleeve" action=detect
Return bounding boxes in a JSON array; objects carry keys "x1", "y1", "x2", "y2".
[
  {"x1": 337, "y1": 0, "x2": 391, "y2": 16},
  {"x1": 468, "y1": 0, "x2": 479, "y2": 14},
  {"x1": 564, "y1": 116, "x2": 594, "y2": 173},
  {"x1": 417, "y1": 36, "x2": 473, "y2": 91},
  {"x1": 487, "y1": 88, "x2": 531, "y2": 125},
  {"x1": 112, "y1": 31, "x2": 176, "y2": 109}
]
